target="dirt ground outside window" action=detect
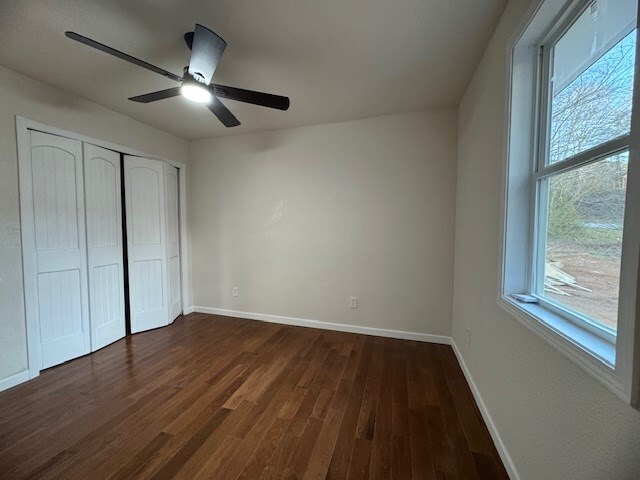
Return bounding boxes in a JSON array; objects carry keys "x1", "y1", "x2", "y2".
[{"x1": 545, "y1": 243, "x2": 621, "y2": 331}]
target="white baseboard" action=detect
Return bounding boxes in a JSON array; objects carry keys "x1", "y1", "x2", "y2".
[
  {"x1": 190, "y1": 306, "x2": 451, "y2": 345},
  {"x1": 0, "y1": 369, "x2": 30, "y2": 393},
  {"x1": 182, "y1": 306, "x2": 195, "y2": 315},
  {"x1": 451, "y1": 341, "x2": 519, "y2": 480}
]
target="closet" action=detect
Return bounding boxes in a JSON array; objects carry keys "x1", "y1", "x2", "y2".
[{"x1": 19, "y1": 129, "x2": 182, "y2": 370}]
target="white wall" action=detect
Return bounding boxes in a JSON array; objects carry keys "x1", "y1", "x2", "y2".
[
  {"x1": 452, "y1": 1, "x2": 640, "y2": 479},
  {"x1": 189, "y1": 110, "x2": 457, "y2": 337},
  {"x1": 0, "y1": 64, "x2": 188, "y2": 384}
]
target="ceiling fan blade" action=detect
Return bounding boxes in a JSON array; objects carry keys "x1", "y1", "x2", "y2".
[
  {"x1": 128, "y1": 87, "x2": 182, "y2": 103},
  {"x1": 208, "y1": 97, "x2": 241, "y2": 127},
  {"x1": 211, "y1": 84, "x2": 290, "y2": 111},
  {"x1": 188, "y1": 24, "x2": 226, "y2": 85},
  {"x1": 184, "y1": 32, "x2": 194, "y2": 50},
  {"x1": 65, "y1": 31, "x2": 182, "y2": 83}
]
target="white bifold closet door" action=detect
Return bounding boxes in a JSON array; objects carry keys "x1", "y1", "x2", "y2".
[
  {"x1": 84, "y1": 144, "x2": 126, "y2": 351},
  {"x1": 124, "y1": 156, "x2": 170, "y2": 333},
  {"x1": 21, "y1": 131, "x2": 181, "y2": 370},
  {"x1": 26, "y1": 131, "x2": 91, "y2": 369},
  {"x1": 165, "y1": 163, "x2": 182, "y2": 323}
]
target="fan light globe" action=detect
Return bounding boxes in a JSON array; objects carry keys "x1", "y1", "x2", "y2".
[{"x1": 181, "y1": 83, "x2": 212, "y2": 103}]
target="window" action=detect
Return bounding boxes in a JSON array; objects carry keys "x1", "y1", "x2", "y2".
[
  {"x1": 534, "y1": 5, "x2": 636, "y2": 344},
  {"x1": 502, "y1": 0, "x2": 640, "y2": 406}
]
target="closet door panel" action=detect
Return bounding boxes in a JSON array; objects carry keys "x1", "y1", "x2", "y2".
[
  {"x1": 124, "y1": 156, "x2": 168, "y2": 333},
  {"x1": 165, "y1": 163, "x2": 181, "y2": 323},
  {"x1": 84, "y1": 144, "x2": 125, "y2": 351},
  {"x1": 29, "y1": 131, "x2": 90, "y2": 369}
]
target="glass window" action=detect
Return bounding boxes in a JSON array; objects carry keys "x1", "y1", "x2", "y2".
[
  {"x1": 534, "y1": 0, "x2": 637, "y2": 339},
  {"x1": 549, "y1": 30, "x2": 635, "y2": 164},
  {"x1": 540, "y1": 151, "x2": 628, "y2": 331}
]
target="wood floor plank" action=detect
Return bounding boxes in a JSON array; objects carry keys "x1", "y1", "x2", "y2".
[
  {"x1": 369, "y1": 341, "x2": 395, "y2": 479},
  {"x1": 302, "y1": 345, "x2": 359, "y2": 480},
  {"x1": 0, "y1": 314, "x2": 508, "y2": 479},
  {"x1": 356, "y1": 340, "x2": 384, "y2": 442},
  {"x1": 346, "y1": 437, "x2": 373, "y2": 480},
  {"x1": 201, "y1": 355, "x2": 306, "y2": 480},
  {"x1": 430, "y1": 347, "x2": 481, "y2": 479},
  {"x1": 408, "y1": 409, "x2": 436, "y2": 480},
  {"x1": 282, "y1": 416, "x2": 324, "y2": 479},
  {"x1": 424, "y1": 405, "x2": 458, "y2": 477},
  {"x1": 106, "y1": 431, "x2": 173, "y2": 480},
  {"x1": 326, "y1": 337, "x2": 373, "y2": 478}
]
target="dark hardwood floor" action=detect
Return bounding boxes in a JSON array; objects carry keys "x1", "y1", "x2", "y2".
[{"x1": 0, "y1": 313, "x2": 508, "y2": 479}]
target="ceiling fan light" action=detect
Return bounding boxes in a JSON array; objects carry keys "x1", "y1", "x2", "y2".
[{"x1": 181, "y1": 83, "x2": 212, "y2": 103}]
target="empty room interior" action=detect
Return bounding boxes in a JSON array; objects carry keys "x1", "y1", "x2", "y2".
[{"x1": 2, "y1": 0, "x2": 640, "y2": 478}]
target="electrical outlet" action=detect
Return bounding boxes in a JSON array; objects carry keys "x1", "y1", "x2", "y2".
[
  {"x1": 349, "y1": 296, "x2": 358, "y2": 309},
  {"x1": 232, "y1": 287, "x2": 238, "y2": 297}
]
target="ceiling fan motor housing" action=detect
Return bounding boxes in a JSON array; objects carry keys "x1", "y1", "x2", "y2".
[{"x1": 183, "y1": 67, "x2": 206, "y2": 85}]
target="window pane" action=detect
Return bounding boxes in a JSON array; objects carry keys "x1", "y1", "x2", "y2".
[
  {"x1": 541, "y1": 152, "x2": 628, "y2": 331},
  {"x1": 549, "y1": 0, "x2": 636, "y2": 164}
]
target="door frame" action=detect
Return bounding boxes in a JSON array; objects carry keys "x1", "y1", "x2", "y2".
[{"x1": 16, "y1": 116, "x2": 190, "y2": 380}]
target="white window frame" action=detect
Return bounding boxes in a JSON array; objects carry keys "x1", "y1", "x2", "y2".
[{"x1": 500, "y1": 0, "x2": 640, "y2": 406}]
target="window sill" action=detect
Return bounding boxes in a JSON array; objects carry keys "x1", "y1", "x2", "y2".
[{"x1": 498, "y1": 295, "x2": 627, "y2": 401}]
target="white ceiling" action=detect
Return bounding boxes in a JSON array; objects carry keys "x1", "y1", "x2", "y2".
[{"x1": 0, "y1": 0, "x2": 506, "y2": 140}]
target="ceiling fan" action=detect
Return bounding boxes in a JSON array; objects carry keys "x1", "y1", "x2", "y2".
[{"x1": 64, "y1": 24, "x2": 290, "y2": 127}]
